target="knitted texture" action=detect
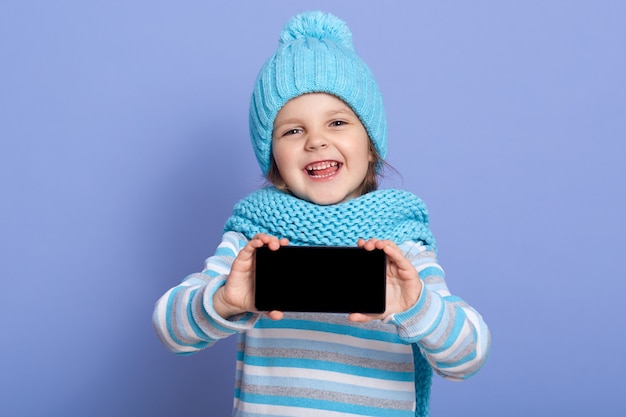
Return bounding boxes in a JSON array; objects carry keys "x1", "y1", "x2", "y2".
[
  {"x1": 413, "y1": 345, "x2": 433, "y2": 417},
  {"x1": 224, "y1": 187, "x2": 436, "y2": 250},
  {"x1": 224, "y1": 187, "x2": 435, "y2": 417},
  {"x1": 249, "y1": 11, "x2": 387, "y2": 174}
]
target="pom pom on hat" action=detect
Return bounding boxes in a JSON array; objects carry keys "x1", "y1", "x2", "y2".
[
  {"x1": 279, "y1": 11, "x2": 354, "y2": 50},
  {"x1": 249, "y1": 11, "x2": 387, "y2": 175}
]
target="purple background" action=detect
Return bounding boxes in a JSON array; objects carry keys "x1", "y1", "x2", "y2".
[{"x1": 1, "y1": 1, "x2": 624, "y2": 416}]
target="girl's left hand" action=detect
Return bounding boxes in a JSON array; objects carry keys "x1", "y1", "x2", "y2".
[{"x1": 349, "y1": 238, "x2": 423, "y2": 323}]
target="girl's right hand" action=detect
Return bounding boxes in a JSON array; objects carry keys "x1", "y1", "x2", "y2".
[{"x1": 213, "y1": 233, "x2": 288, "y2": 321}]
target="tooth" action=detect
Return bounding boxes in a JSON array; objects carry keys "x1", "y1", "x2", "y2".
[{"x1": 306, "y1": 161, "x2": 339, "y2": 171}]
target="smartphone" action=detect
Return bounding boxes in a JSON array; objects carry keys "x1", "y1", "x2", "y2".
[{"x1": 254, "y1": 246, "x2": 386, "y2": 314}]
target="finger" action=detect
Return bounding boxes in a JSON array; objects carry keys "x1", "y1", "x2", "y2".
[
  {"x1": 234, "y1": 238, "x2": 265, "y2": 265},
  {"x1": 373, "y1": 239, "x2": 395, "y2": 250},
  {"x1": 358, "y1": 238, "x2": 379, "y2": 251},
  {"x1": 378, "y1": 241, "x2": 411, "y2": 266},
  {"x1": 266, "y1": 239, "x2": 282, "y2": 250},
  {"x1": 266, "y1": 236, "x2": 289, "y2": 250},
  {"x1": 252, "y1": 233, "x2": 270, "y2": 242},
  {"x1": 254, "y1": 234, "x2": 288, "y2": 250},
  {"x1": 246, "y1": 235, "x2": 273, "y2": 253},
  {"x1": 266, "y1": 310, "x2": 284, "y2": 321},
  {"x1": 348, "y1": 312, "x2": 383, "y2": 323}
]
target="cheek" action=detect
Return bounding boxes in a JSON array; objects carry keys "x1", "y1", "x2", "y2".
[
  {"x1": 271, "y1": 143, "x2": 296, "y2": 171},
  {"x1": 271, "y1": 141, "x2": 284, "y2": 164},
  {"x1": 272, "y1": 149, "x2": 284, "y2": 168}
]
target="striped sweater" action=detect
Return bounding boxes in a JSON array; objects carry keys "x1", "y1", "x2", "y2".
[{"x1": 153, "y1": 231, "x2": 490, "y2": 416}]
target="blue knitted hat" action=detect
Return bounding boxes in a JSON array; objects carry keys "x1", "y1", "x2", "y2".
[{"x1": 249, "y1": 11, "x2": 388, "y2": 175}]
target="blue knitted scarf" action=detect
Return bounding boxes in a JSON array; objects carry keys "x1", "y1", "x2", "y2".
[
  {"x1": 224, "y1": 186, "x2": 435, "y2": 417},
  {"x1": 224, "y1": 186, "x2": 436, "y2": 250}
]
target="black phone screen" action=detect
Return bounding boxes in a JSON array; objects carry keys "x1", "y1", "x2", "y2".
[{"x1": 254, "y1": 246, "x2": 386, "y2": 313}]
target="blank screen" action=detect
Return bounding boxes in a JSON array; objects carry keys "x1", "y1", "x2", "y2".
[{"x1": 254, "y1": 246, "x2": 386, "y2": 313}]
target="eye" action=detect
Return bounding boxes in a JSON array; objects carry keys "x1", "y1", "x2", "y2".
[
  {"x1": 330, "y1": 120, "x2": 347, "y2": 127},
  {"x1": 282, "y1": 128, "x2": 302, "y2": 137}
]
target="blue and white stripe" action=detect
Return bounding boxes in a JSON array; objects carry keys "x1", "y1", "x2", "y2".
[{"x1": 153, "y1": 230, "x2": 491, "y2": 415}]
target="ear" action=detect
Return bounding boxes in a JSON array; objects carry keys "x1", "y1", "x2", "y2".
[{"x1": 368, "y1": 141, "x2": 376, "y2": 162}]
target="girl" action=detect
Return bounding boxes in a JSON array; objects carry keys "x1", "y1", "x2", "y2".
[{"x1": 153, "y1": 11, "x2": 490, "y2": 417}]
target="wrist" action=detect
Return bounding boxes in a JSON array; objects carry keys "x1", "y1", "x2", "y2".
[
  {"x1": 393, "y1": 279, "x2": 423, "y2": 315},
  {"x1": 406, "y1": 279, "x2": 424, "y2": 311}
]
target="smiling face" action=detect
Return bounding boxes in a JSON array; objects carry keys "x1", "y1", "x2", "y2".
[{"x1": 271, "y1": 93, "x2": 374, "y2": 205}]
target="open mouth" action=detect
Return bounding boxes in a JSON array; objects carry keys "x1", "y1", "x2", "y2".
[{"x1": 305, "y1": 161, "x2": 341, "y2": 178}]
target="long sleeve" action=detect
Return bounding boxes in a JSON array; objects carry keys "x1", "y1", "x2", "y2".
[
  {"x1": 152, "y1": 231, "x2": 258, "y2": 354},
  {"x1": 387, "y1": 241, "x2": 491, "y2": 381}
]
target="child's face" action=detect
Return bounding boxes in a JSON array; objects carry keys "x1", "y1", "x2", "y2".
[{"x1": 272, "y1": 93, "x2": 374, "y2": 205}]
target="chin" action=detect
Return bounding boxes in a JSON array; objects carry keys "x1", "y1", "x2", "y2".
[
  {"x1": 311, "y1": 198, "x2": 342, "y2": 206},
  {"x1": 304, "y1": 192, "x2": 355, "y2": 206}
]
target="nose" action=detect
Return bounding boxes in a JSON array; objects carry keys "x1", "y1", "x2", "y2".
[{"x1": 304, "y1": 131, "x2": 328, "y2": 150}]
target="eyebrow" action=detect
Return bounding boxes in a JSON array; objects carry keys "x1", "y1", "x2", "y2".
[
  {"x1": 275, "y1": 108, "x2": 355, "y2": 125},
  {"x1": 326, "y1": 107, "x2": 356, "y2": 117},
  {"x1": 274, "y1": 117, "x2": 299, "y2": 125}
]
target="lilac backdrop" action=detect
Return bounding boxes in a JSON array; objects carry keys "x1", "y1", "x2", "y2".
[{"x1": 1, "y1": 1, "x2": 624, "y2": 416}]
